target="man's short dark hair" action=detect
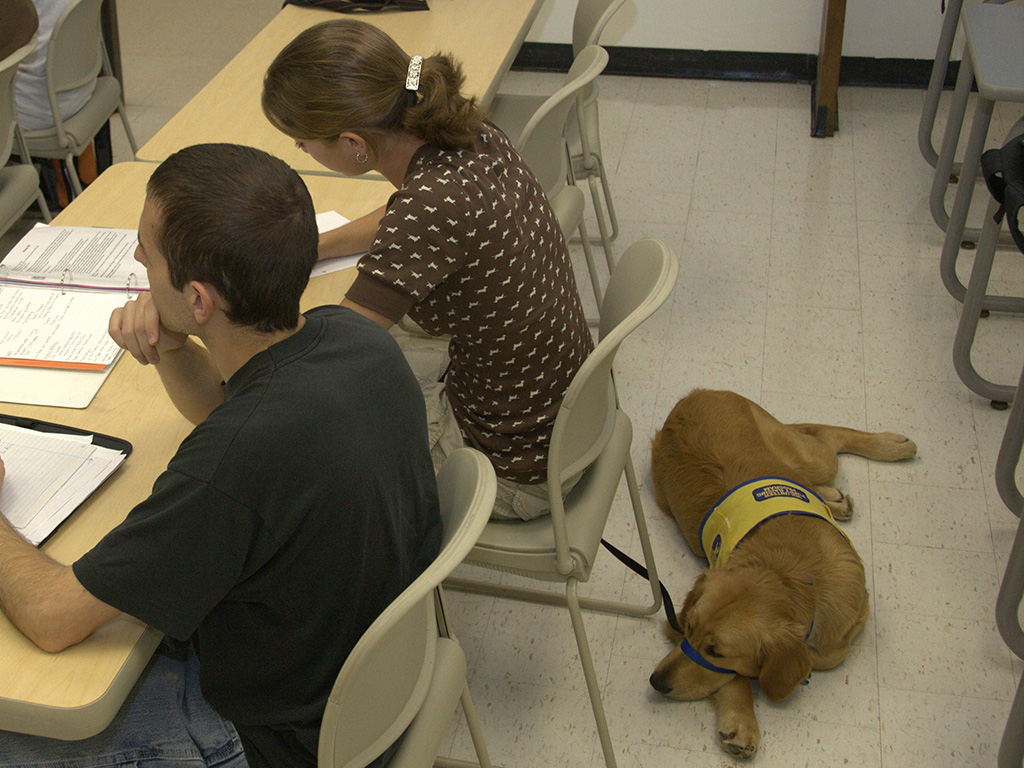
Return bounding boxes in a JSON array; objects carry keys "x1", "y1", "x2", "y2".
[{"x1": 146, "y1": 144, "x2": 318, "y2": 333}]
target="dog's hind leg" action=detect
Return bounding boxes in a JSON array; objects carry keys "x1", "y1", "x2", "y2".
[
  {"x1": 711, "y1": 676, "x2": 760, "y2": 759},
  {"x1": 748, "y1": 405, "x2": 841, "y2": 485},
  {"x1": 782, "y1": 426, "x2": 915, "y2": 519},
  {"x1": 789, "y1": 424, "x2": 917, "y2": 463},
  {"x1": 748, "y1": 406, "x2": 861, "y2": 519}
]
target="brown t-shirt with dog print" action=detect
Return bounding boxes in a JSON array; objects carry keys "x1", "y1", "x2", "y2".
[{"x1": 346, "y1": 122, "x2": 593, "y2": 484}]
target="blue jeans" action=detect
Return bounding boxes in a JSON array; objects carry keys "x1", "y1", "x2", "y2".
[{"x1": 0, "y1": 644, "x2": 248, "y2": 768}]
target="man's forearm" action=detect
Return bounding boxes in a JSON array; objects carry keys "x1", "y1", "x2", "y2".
[
  {"x1": 154, "y1": 338, "x2": 226, "y2": 425},
  {"x1": 0, "y1": 515, "x2": 118, "y2": 652}
]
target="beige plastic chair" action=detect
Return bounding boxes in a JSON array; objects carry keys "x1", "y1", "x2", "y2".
[
  {"x1": 21, "y1": 0, "x2": 138, "y2": 198},
  {"x1": 319, "y1": 448, "x2": 498, "y2": 768},
  {"x1": 515, "y1": 44, "x2": 608, "y2": 308},
  {"x1": 491, "y1": 0, "x2": 627, "y2": 267},
  {"x1": 446, "y1": 238, "x2": 678, "y2": 768},
  {"x1": 0, "y1": 39, "x2": 51, "y2": 237}
]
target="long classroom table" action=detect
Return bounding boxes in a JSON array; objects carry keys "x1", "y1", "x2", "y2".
[
  {"x1": 136, "y1": 0, "x2": 545, "y2": 174},
  {"x1": 0, "y1": 162, "x2": 394, "y2": 740}
]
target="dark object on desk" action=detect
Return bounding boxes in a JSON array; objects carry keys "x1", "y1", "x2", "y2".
[
  {"x1": 0, "y1": 413, "x2": 132, "y2": 457},
  {"x1": 0, "y1": 412, "x2": 132, "y2": 545},
  {"x1": 284, "y1": 0, "x2": 428, "y2": 12}
]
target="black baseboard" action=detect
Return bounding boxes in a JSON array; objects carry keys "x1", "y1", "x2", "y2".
[{"x1": 511, "y1": 42, "x2": 957, "y2": 90}]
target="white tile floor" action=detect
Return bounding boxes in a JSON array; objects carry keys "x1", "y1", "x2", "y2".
[{"x1": 6, "y1": 2, "x2": 1024, "y2": 766}]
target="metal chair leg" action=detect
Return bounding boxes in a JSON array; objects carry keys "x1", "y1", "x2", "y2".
[
  {"x1": 64, "y1": 154, "x2": 84, "y2": 197},
  {"x1": 995, "y1": 357, "x2": 1024, "y2": 516},
  {"x1": 939, "y1": 85, "x2": 993, "y2": 302},
  {"x1": 920, "y1": 0, "x2": 967, "y2": 170},
  {"x1": 931, "y1": 53, "x2": 975, "y2": 234},
  {"x1": 995, "y1": 464, "x2": 1024, "y2": 768},
  {"x1": 952, "y1": 197, "x2": 1024, "y2": 403},
  {"x1": 998, "y1": 668, "x2": 1024, "y2": 768},
  {"x1": 565, "y1": 577, "x2": 617, "y2": 768},
  {"x1": 993, "y1": 348, "x2": 1024, "y2": 768},
  {"x1": 587, "y1": 171, "x2": 615, "y2": 273}
]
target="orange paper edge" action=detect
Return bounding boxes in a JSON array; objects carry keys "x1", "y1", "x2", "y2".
[{"x1": 0, "y1": 357, "x2": 107, "y2": 371}]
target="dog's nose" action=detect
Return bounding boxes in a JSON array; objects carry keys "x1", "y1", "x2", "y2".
[{"x1": 649, "y1": 670, "x2": 672, "y2": 695}]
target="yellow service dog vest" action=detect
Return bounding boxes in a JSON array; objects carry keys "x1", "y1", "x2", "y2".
[{"x1": 699, "y1": 477, "x2": 849, "y2": 568}]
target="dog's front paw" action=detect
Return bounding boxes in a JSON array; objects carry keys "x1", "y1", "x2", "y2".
[
  {"x1": 817, "y1": 486, "x2": 853, "y2": 521},
  {"x1": 718, "y1": 713, "x2": 760, "y2": 759}
]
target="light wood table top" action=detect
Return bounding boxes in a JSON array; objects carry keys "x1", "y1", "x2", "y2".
[
  {"x1": 0, "y1": 162, "x2": 393, "y2": 739},
  {"x1": 136, "y1": 0, "x2": 544, "y2": 173}
]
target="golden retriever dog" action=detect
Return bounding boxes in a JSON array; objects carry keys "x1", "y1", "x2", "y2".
[{"x1": 648, "y1": 389, "x2": 916, "y2": 758}]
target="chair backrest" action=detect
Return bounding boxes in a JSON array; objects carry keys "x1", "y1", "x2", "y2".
[
  {"x1": 548, "y1": 238, "x2": 678, "y2": 488},
  {"x1": 0, "y1": 39, "x2": 36, "y2": 167},
  {"x1": 572, "y1": 0, "x2": 627, "y2": 113},
  {"x1": 43, "y1": 0, "x2": 106, "y2": 145},
  {"x1": 516, "y1": 45, "x2": 608, "y2": 198},
  {"x1": 318, "y1": 448, "x2": 497, "y2": 768},
  {"x1": 573, "y1": 0, "x2": 629, "y2": 55},
  {"x1": 47, "y1": 0, "x2": 105, "y2": 96}
]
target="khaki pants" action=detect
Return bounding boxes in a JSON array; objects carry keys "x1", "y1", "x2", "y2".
[{"x1": 390, "y1": 323, "x2": 578, "y2": 521}]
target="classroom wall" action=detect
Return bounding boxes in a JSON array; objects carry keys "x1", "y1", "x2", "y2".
[{"x1": 525, "y1": 0, "x2": 950, "y2": 62}]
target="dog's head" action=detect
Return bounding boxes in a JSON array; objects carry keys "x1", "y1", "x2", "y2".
[{"x1": 649, "y1": 567, "x2": 813, "y2": 702}]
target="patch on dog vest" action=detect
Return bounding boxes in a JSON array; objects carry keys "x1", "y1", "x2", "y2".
[{"x1": 699, "y1": 477, "x2": 849, "y2": 568}]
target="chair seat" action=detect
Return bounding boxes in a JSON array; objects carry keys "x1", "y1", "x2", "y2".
[
  {"x1": 462, "y1": 411, "x2": 632, "y2": 582},
  {"x1": 0, "y1": 164, "x2": 43, "y2": 232},
  {"x1": 22, "y1": 76, "x2": 122, "y2": 156}
]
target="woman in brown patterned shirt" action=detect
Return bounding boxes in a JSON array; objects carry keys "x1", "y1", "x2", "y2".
[{"x1": 263, "y1": 19, "x2": 592, "y2": 520}]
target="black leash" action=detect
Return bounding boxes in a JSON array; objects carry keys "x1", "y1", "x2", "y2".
[{"x1": 600, "y1": 538, "x2": 685, "y2": 635}]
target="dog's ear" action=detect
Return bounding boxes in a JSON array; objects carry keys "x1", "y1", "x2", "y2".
[{"x1": 757, "y1": 634, "x2": 811, "y2": 702}]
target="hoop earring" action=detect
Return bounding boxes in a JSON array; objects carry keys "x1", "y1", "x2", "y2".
[{"x1": 355, "y1": 151, "x2": 369, "y2": 165}]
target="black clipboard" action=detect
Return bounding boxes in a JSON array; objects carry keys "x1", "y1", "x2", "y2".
[
  {"x1": 0, "y1": 413, "x2": 133, "y2": 455},
  {"x1": 0, "y1": 414, "x2": 132, "y2": 544}
]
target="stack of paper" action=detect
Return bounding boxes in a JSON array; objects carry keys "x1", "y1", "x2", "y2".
[
  {"x1": 0, "y1": 422, "x2": 128, "y2": 545},
  {"x1": 0, "y1": 289, "x2": 128, "y2": 371},
  {"x1": 0, "y1": 225, "x2": 145, "y2": 372}
]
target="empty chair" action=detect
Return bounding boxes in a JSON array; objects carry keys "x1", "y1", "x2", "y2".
[
  {"x1": 491, "y1": 0, "x2": 627, "y2": 267},
  {"x1": 21, "y1": 0, "x2": 138, "y2": 199},
  {"x1": 446, "y1": 238, "x2": 678, "y2": 768},
  {"x1": 0, "y1": 39, "x2": 50, "y2": 239},
  {"x1": 515, "y1": 44, "x2": 609, "y2": 307},
  {"x1": 319, "y1": 448, "x2": 497, "y2": 768}
]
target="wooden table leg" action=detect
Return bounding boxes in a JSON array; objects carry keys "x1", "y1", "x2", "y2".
[{"x1": 812, "y1": 0, "x2": 847, "y2": 137}]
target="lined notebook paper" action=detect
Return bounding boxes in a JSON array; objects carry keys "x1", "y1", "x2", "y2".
[{"x1": 0, "y1": 421, "x2": 129, "y2": 544}]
